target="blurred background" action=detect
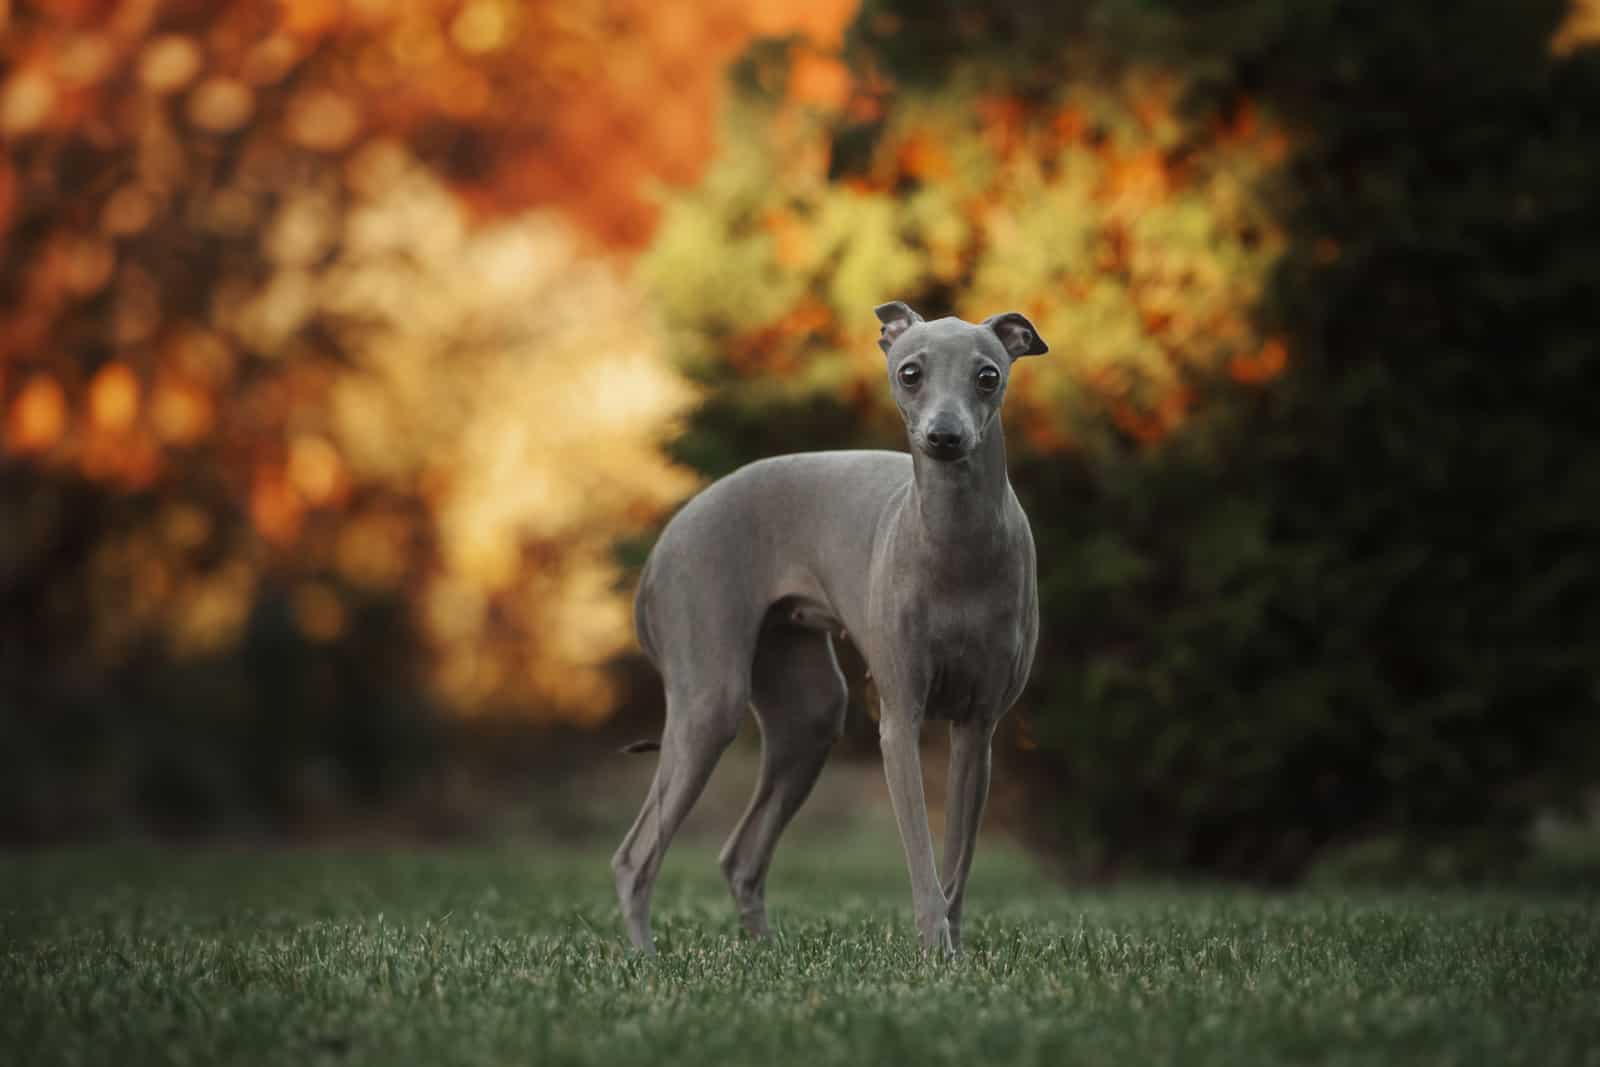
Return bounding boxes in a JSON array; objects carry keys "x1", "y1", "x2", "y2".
[{"x1": 3, "y1": 0, "x2": 1599, "y2": 885}]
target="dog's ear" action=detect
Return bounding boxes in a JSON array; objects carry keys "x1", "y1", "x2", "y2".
[
  {"x1": 984, "y1": 312, "x2": 1049, "y2": 359},
  {"x1": 875, "y1": 301, "x2": 924, "y2": 354}
]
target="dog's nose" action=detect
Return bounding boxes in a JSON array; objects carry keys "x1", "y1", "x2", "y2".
[{"x1": 926, "y1": 428, "x2": 965, "y2": 453}]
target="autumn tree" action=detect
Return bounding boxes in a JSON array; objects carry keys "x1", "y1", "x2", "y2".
[{"x1": 0, "y1": 0, "x2": 856, "y2": 834}]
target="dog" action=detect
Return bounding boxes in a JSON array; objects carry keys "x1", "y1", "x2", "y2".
[{"x1": 613, "y1": 301, "x2": 1045, "y2": 955}]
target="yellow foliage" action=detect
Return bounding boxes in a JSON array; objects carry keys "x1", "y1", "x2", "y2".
[
  {"x1": 647, "y1": 70, "x2": 1291, "y2": 451},
  {"x1": 1, "y1": 1, "x2": 739, "y2": 726},
  {"x1": 293, "y1": 155, "x2": 699, "y2": 715}
]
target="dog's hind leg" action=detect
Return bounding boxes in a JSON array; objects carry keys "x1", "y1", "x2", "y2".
[
  {"x1": 718, "y1": 626, "x2": 847, "y2": 938},
  {"x1": 612, "y1": 676, "x2": 746, "y2": 954}
]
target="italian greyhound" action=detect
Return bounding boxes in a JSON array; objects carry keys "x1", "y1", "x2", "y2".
[{"x1": 613, "y1": 301, "x2": 1045, "y2": 955}]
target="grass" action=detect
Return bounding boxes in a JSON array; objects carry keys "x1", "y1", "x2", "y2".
[{"x1": 3, "y1": 831, "x2": 1598, "y2": 1067}]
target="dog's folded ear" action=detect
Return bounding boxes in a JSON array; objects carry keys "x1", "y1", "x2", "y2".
[
  {"x1": 875, "y1": 301, "x2": 924, "y2": 354},
  {"x1": 984, "y1": 312, "x2": 1049, "y2": 359}
]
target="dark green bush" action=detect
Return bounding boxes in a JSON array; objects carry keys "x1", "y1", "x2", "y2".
[{"x1": 1012, "y1": 0, "x2": 1600, "y2": 879}]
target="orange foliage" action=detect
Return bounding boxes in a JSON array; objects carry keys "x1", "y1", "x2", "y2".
[
  {"x1": 1552, "y1": 0, "x2": 1600, "y2": 54},
  {"x1": 150, "y1": 377, "x2": 213, "y2": 445},
  {"x1": 730, "y1": 298, "x2": 835, "y2": 376},
  {"x1": 88, "y1": 363, "x2": 139, "y2": 433},
  {"x1": 1051, "y1": 104, "x2": 1089, "y2": 146},
  {"x1": 789, "y1": 46, "x2": 853, "y2": 110},
  {"x1": 288, "y1": 434, "x2": 345, "y2": 507},
  {"x1": 1129, "y1": 73, "x2": 1181, "y2": 134},
  {"x1": 1222, "y1": 98, "x2": 1259, "y2": 144},
  {"x1": 4, "y1": 0, "x2": 832, "y2": 724},
  {"x1": 1109, "y1": 386, "x2": 1193, "y2": 446},
  {"x1": 7, "y1": 375, "x2": 67, "y2": 453},
  {"x1": 1021, "y1": 408, "x2": 1075, "y2": 453},
  {"x1": 764, "y1": 210, "x2": 815, "y2": 268},
  {"x1": 285, "y1": 0, "x2": 866, "y2": 248},
  {"x1": 1219, "y1": 98, "x2": 1292, "y2": 163},
  {"x1": 281, "y1": 0, "x2": 341, "y2": 39},
  {"x1": 250, "y1": 466, "x2": 304, "y2": 546},
  {"x1": 1229, "y1": 338, "x2": 1289, "y2": 385},
  {"x1": 1098, "y1": 149, "x2": 1172, "y2": 218},
  {"x1": 896, "y1": 129, "x2": 950, "y2": 180},
  {"x1": 977, "y1": 95, "x2": 1027, "y2": 158},
  {"x1": 292, "y1": 581, "x2": 347, "y2": 643}
]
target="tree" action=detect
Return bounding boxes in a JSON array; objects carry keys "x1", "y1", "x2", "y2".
[{"x1": 0, "y1": 0, "x2": 856, "y2": 834}]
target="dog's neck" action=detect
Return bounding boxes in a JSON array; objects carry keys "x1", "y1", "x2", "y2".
[{"x1": 905, "y1": 415, "x2": 1014, "y2": 555}]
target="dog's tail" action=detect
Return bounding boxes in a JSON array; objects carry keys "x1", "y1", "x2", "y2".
[{"x1": 617, "y1": 739, "x2": 662, "y2": 755}]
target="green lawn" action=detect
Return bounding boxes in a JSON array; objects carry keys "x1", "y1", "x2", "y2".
[{"x1": 3, "y1": 834, "x2": 1597, "y2": 1066}]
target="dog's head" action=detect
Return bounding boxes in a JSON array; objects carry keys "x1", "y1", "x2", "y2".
[{"x1": 874, "y1": 301, "x2": 1048, "y2": 463}]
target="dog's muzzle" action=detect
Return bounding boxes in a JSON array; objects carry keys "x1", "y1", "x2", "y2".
[{"x1": 921, "y1": 427, "x2": 967, "y2": 462}]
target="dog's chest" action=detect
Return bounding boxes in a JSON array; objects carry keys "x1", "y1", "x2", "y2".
[{"x1": 917, "y1": 587, "x2": 1028, "y2": 723}]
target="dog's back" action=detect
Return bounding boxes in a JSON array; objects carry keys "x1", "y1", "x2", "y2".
[{"x1": 633, "y1": 449, "x2": 911, "y2": 670}]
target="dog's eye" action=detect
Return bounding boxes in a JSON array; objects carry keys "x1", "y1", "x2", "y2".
[
  {"x1": 897, "y1": 363, "x2": 923, "y2": 388},
  {"x1": 975, "y1": 365, "x2": 1001, "y2": 393}
]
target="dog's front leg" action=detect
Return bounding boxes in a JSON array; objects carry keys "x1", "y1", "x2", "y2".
[
  {"x1": 940, "y1": 717, "x2": 994, "y2": 952},
  {"x1": 879, "y1": 706, "x2": 953, "y2": 955}
]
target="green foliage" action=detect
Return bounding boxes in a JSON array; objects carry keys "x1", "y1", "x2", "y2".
[
  {"x1": 645, "y1": 0, "x2": 1600, "y2": 878},
  {"x1": 5, "y1": 842, "x2": 1599, "y2": 1066}
]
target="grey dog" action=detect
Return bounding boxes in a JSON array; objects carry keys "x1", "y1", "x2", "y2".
[{"x1": 612, "y1": 300, "x2": 1046, "y2": 955}]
